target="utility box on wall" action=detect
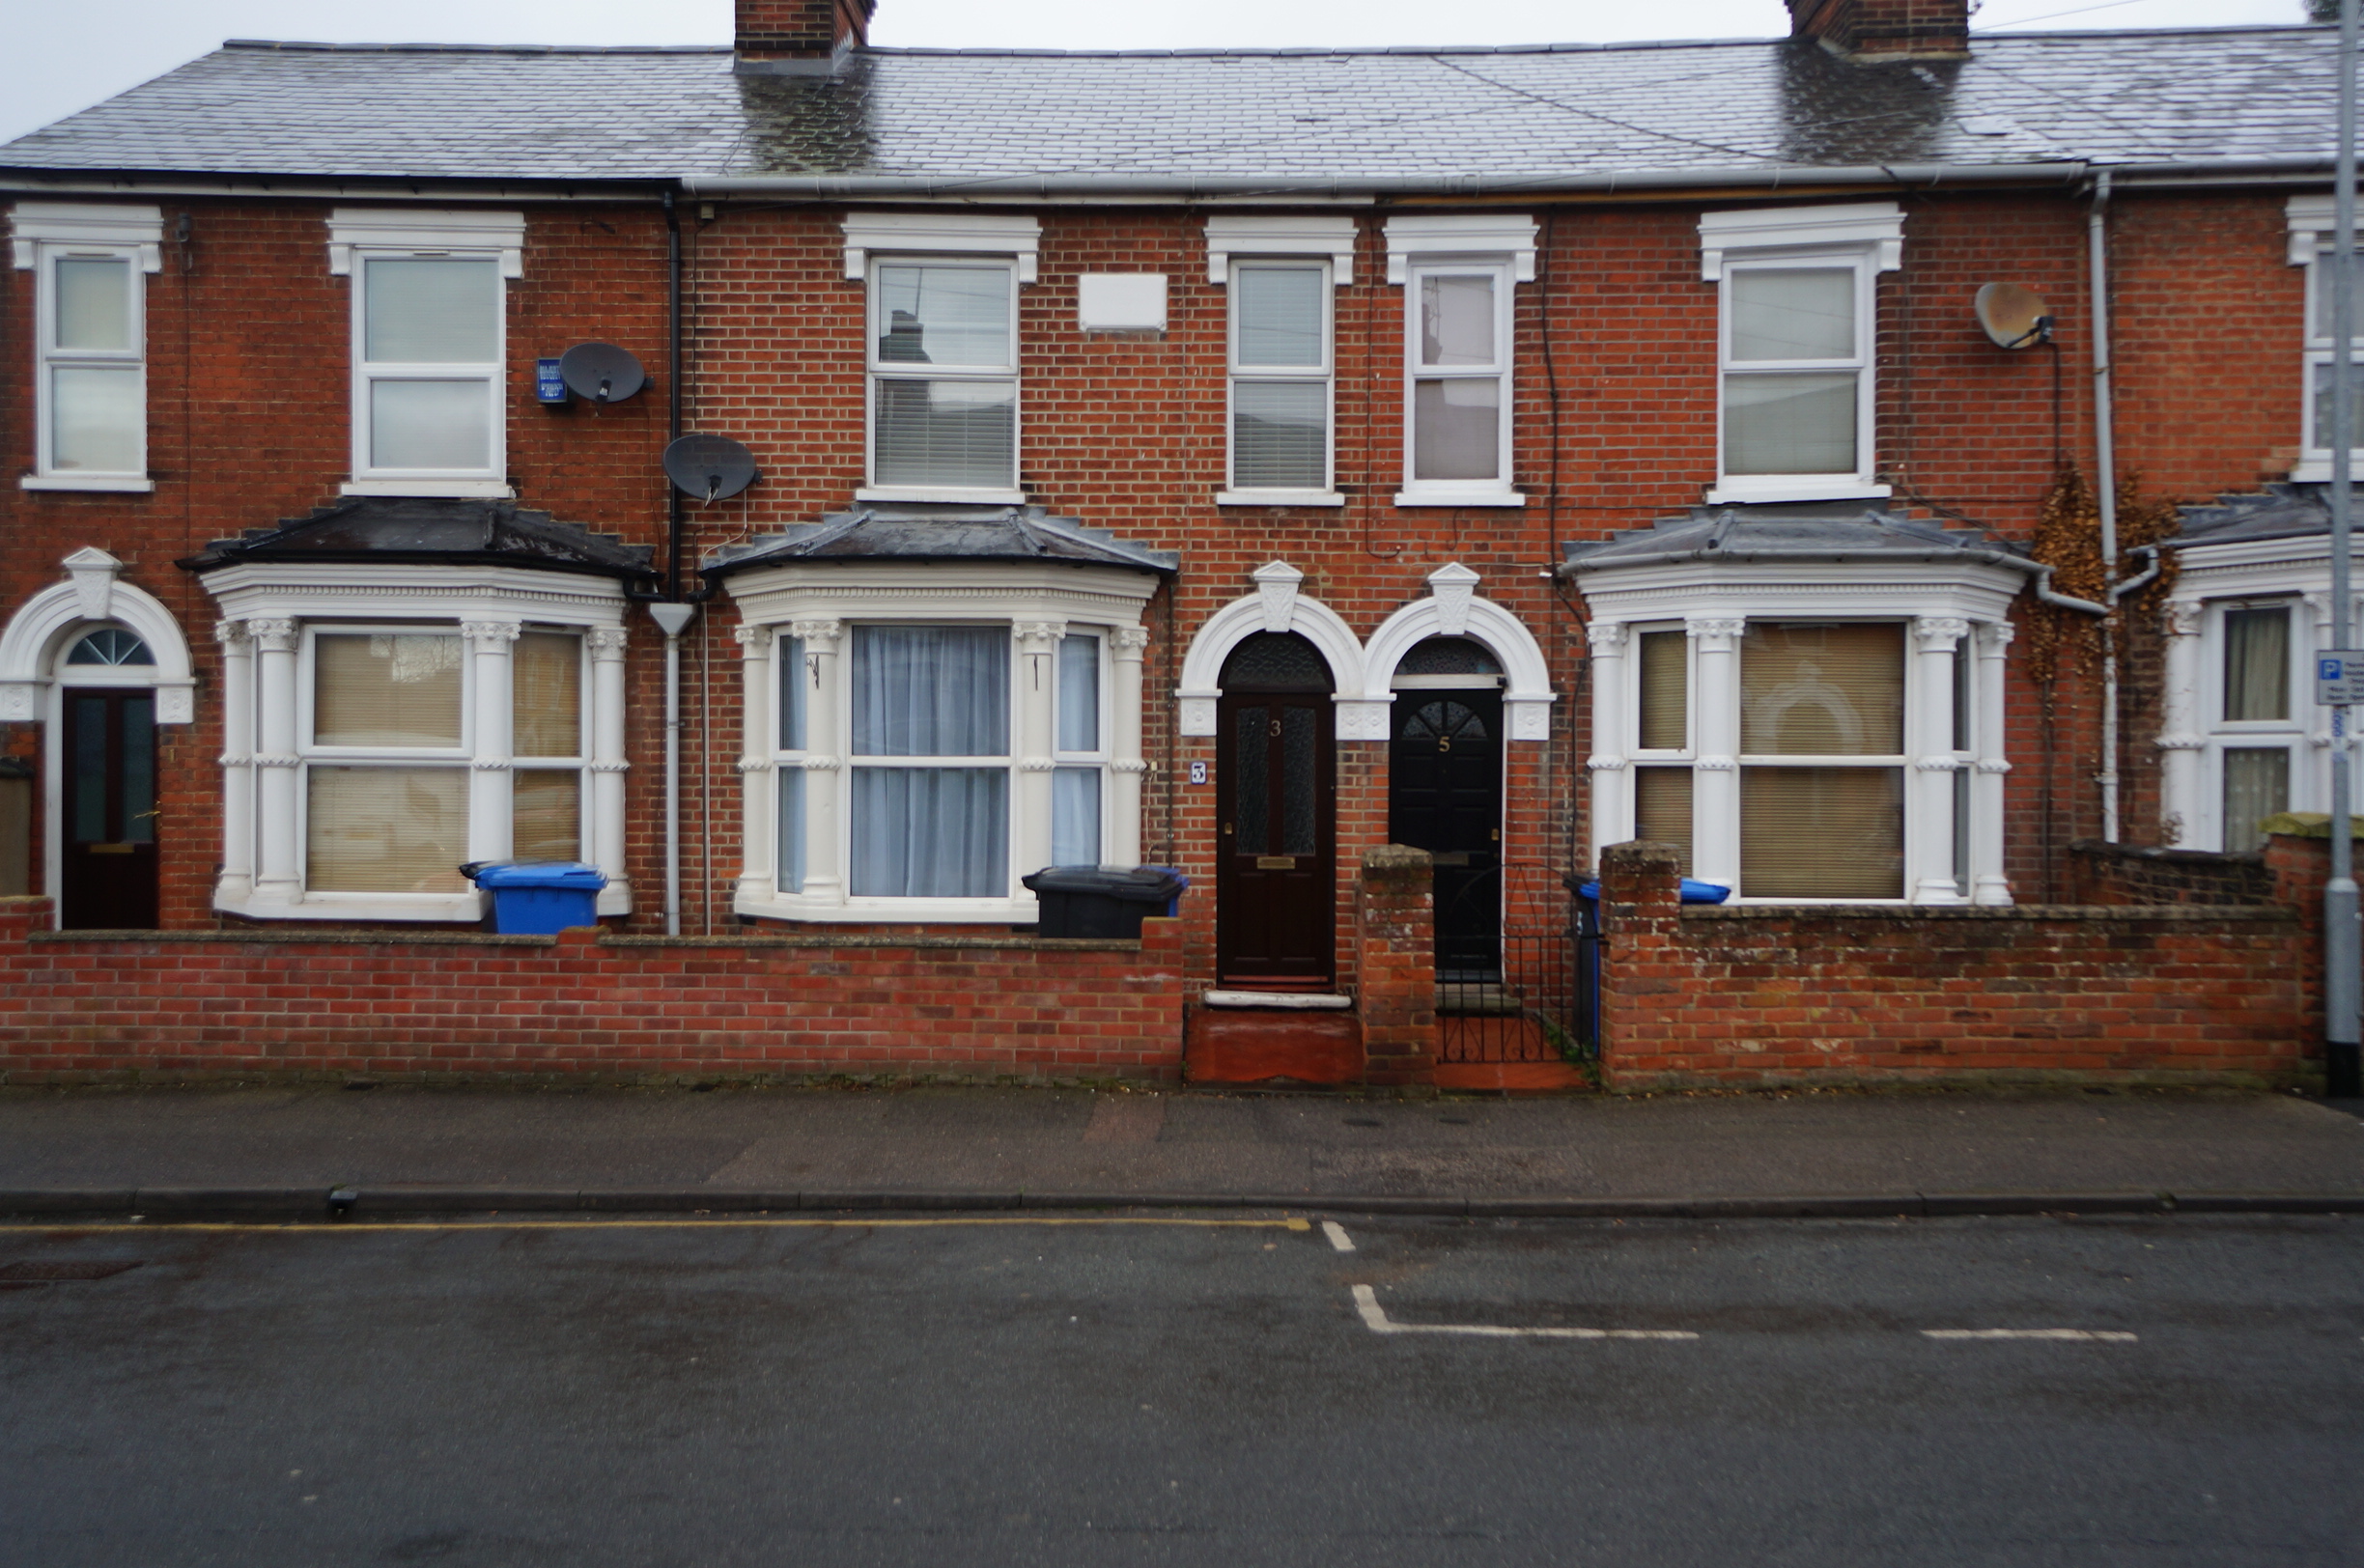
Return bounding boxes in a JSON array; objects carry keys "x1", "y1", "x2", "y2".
[{"x1": 0, "y1": 759, "x2": 30, "y2": 896}]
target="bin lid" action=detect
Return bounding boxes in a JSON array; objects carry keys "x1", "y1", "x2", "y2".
[
  {"x1": 1573, "y1": 878, "x2": 1731, "y2": 904},
  {"x1": 467, "y1": 860, "x2": 607, "y2": 891},
  {"x1": 1020, "y1": 864, "x2": 1190, "y2": 900}
]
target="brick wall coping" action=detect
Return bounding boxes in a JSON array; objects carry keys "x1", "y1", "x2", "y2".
[
  {"x1": 22, "y1": 927, "x2": 1145, "y2": 954},
  {"x1": 1677, "y1": 903, "x2": 2296, "y2": 924}
]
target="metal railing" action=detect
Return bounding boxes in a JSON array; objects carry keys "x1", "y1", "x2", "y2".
[{"x1": 1434, "y1": 927, "x2": 1590, "y2": 1065}]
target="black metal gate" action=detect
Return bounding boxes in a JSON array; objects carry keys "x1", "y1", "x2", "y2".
[{"x1": 1434, "y1": 926, "x2": 1590, "y2": 1066}]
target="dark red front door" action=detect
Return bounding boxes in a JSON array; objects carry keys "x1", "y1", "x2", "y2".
[
  {"x1": 61, "y1": 688, "x2": 159, "y2": 929},
  {"x1": 1215, "y1": 688, "x2": 1336, "y2": 989}
]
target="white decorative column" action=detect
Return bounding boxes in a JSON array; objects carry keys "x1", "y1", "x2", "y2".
[
  {"x1": 212, "y1": 621, "x2": 256, "y2": 907},
  {"x1": 1585, "y1": 620, "x2": 1630, "y2": 869},
  {"x1": 733, "y1": 624, "x2": 775, "y2": 905},
  {"x1": 1110, "y1": 626, "x2": 1149, "y2": 869},
  {"x1": 247, "y1": 618, "x2": 301, "y2": 907},
  {"x1": 1972, "y1": 622, "x2": 2015, "y2": 906},
  {"x1": 1687, "y1": 616, "x2": 1745, "y2": 894},
  {"x1": 463, "y1": 620, "x2": 520, "y2": 866},
  {"x1": 791, "y1": 619, "x2": 844, "y2": 906},
  {"x1": 1909, "y1": 616, "x2": 1969, "y2": 904},
  {"x1": 587, "y1": 627, "x2": 632, "y2": 913},
  {"x1": 2156, "y1": 599, "x2": 2203, "y2": 847},
  {"x1": 1013, "y1": 619, "x2": 1064, "y2": 882}
]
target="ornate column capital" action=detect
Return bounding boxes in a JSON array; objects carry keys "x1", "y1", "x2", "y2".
[
  {"x1": 586, "y1": 627, "x2": 630, "y2": 658},
  {"x1": 1976, "y1": 621, "x2": 2016, "y2": 657},
  {"x1": 213, "y1": 620, "x2": 251, "y2": 650},
  {"x1": 462, "y1": 620, "x2": 521, "y2": 651},
  {"x1": 788, "y1": 618, "x2": 842, "y2": 650},
  {"x1": 732, "y1": 623, "x2": 771, "y2": 658},
  {"x1": 1686, "y1": 616, "x2": 1745, "y2": 650},
  {"x1": 245, "y1": 618, "x2": 297, "y2": 654},
  {"x1": 2163, "y1": 600, "x2": 2204, "y2": 638},
  {"x1": 1014, "y1": 620, "x2": 1066, "y2": 651},
  {"x1": 1912, "y1": 616, "x2": 1970, "y2": 652},
  {"x1": 1111, "y1": 626, "x2": 1151, "y2": 657},
  {"x1": 1585, "y1": 621, "x2": 1628, "y2": 656}
]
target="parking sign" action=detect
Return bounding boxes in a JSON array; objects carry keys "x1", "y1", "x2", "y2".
[{"x1": 2319, "y1": 652, "x2": 2364, "y2": 706}]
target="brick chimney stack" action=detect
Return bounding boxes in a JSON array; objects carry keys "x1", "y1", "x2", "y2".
[
  {"x1": 1787, "y1": 0, "x2": 1971, "y2": 61},
  {"x1": 735, "y1": 0, "x2": 873, "y2": 63}
]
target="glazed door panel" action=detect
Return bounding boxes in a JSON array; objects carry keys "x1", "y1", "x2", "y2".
[
  {"x1": 60, "y1": 688, "x2": 159, "y2": 929},
  {"x1": 1215, "y1": 691, "x2": 1336, "y2": 988}
]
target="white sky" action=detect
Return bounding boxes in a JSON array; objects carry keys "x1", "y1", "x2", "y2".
[{"x1": 0, "y1": 0, "x2": 2316, "y2": 147}]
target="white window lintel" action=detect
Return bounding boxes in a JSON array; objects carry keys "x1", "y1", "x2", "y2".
[
  {"x1": 1698, "y1": 201, "x2": 1903, "y2": 282},
  {"x1": 1383, "y1": 213, "x2": 1537, "y2": 285},
  {"x1": 326, "y1": 208, "x2": 526, "y2": 278},
  {"x1": 10, "y1": 201, "x2": 163, "y2": 272},
  {"x1": 1204, "y1": 214, "x2": 1358, "y2": 287},
  {"x1": 2289, "y1": 194, "x2": 2338, "y2": 267},
  {"x1": 842, "y1": 210, "x2": 1042, "y2": 284}
]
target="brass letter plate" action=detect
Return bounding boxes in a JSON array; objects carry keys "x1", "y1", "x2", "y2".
[
  {"x1": 1255, "y1": 855, "x2": 1296, "y2": 871},
  {"x1": 1430, "y1": 852, "x2": 1472, "y2": 868},
  {"x1": 87, "y1": 844, "x2": 136, "y2": 855}
]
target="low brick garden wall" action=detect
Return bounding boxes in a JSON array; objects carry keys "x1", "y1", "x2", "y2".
[
  {"x1": 0, "y1": 898, "x2": 1186, "y2": 1084},
  {"x1": 1595, "y1": 841, "x2": 2311, "y2": 1091}
]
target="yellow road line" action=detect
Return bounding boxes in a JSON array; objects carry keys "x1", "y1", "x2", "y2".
[{"x1": 1, "y1": 1216, "x2": 1314, "y2": 1234}]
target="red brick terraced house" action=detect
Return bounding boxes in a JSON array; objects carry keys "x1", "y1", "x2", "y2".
[{"x1": 0, "y1": 0, "x2": 2350, "y2": 1090}]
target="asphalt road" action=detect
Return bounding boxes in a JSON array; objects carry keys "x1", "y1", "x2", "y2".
[{"x1": 2, "y1": 1212, "x2": 2359, "y2": 1566}]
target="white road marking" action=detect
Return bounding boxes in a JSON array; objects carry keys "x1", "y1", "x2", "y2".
[
  {"x1": 1922, "y1": 1329, "x2": 2139, "y2": 1342},
  {"x1": 1351, "y1": 1283, "x2": 1698, "y2": 1340},
  {"x1": 1322, "y1": 1220, "x2": 1356, "y2": 1253}
]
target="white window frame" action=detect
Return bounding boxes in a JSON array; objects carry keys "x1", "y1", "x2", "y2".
[
  {"x1": 2290, "y1": 196, "x2": 2359, "y2": 483},
  {"x1": 724, "y1": 562, "x2": 1158, "y2": 924},
  {"x1": 1383, "y1": 214, "x2": 1534, "y2": 510},
  {"x1": 1699, "y1": 202, "x2": 1901, "y2": 506},
  {"x1": 858, "y1": 255, "x2": 1025, "y2": 504},
  {"x1": 1220, "y1": 257, "x2": 1339, "y2": 507},
  {"x1": 1577, "y1": 557, "x2": 2020, "y2": 906},
  {"x1": 328, "y1": 209, "x2": 523, "y2": 500},
  {"x1": 2201, "y1": 599, "x2": 2307, "y2": 854},
  {"x1": 12, "y1": 202, "x2": 161, "y2": 493},
  {"x1": 1052, "y1": 630, "x2": 1112, "y2": 865},
  {"x1": 199, "y1": 562, "x2": 630, "y2": 923}
]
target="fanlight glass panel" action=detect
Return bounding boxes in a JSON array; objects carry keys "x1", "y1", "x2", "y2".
[{"x1": 66, "y1": 629, "x2": 153, "y2": 666}]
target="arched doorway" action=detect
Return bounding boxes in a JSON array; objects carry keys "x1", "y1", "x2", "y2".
[
  {"x1": 1216, "y1": 631, "x2": 1336, "y2": 989},
  {"x1": 1386, "y1": 635, "x2": 1504, "y2": 980},
  {"x1": 55, "y1": 626, "x2": 160, "y2": 927}
]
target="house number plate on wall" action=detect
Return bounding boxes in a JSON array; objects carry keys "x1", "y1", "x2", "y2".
[{"x1": 2320, "y1": 652, "x2": 2364, "y2": 707}]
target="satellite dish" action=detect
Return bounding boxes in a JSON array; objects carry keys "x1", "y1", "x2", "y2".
[
  {"x1": 559, "y1": 342, "x2": 647, "y2": 404},
  {"x1": 662, "y1": 434, "x2": 759, "y2": 503},
  {"x1": 1974, "y1": 283, "x2": 2053, "y2": 350}
]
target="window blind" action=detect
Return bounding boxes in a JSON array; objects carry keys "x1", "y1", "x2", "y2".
[
  {"x1": 1740, "y1": 766, "x2": 1902, "y2": 899},
  {"x1": 307, "y1": 766, "x2": 468, "y2": 892},
  {"x1": 314, "y1": 633, "x2": 463, "y2": 748},
  {"x1": 511, "y1": 770, "x2": 580, "y2": 861},
  {"x1": 1741, "y1": 623, "x2": 1903, "y2": 756},
  {"x1": 513, "y1": 631, "x2": 580, "y2": 758},
  {"x1": 1637, "y1": 630, "x2": 1688, "y2": 751},
  {"x1": 1634, "y1": 766, "x2": 1694, "y2": 876}
]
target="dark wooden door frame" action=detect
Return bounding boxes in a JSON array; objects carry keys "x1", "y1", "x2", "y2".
[{"x1": 1214, "y1": 687, "x2": 1337, "y2": 990}]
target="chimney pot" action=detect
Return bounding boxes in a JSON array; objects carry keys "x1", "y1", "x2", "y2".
[{"x1": 1786, "y1": 0, "x2": 1971, "y2": 61}]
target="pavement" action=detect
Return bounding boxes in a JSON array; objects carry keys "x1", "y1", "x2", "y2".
[{"x1": 1, "y1": 1080, "x2": 2361, "y2": 1219}]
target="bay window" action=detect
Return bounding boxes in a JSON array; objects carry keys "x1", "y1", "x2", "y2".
[
  {"x1": 725, "y1": 557, "x2": 1159, "y2": 925},
  {"x1": 12, "y1": 202, "x2": 161, "y2": 492}
]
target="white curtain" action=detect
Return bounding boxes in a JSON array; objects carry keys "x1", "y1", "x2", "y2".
[
  {"x1": 850, "y1": 626, "x2": 1009, "y2": 897},
  {"x1": 2222, "y1": 607, "x2": 2289, "y2": 722}
]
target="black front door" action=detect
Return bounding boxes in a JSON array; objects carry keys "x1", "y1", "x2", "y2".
[
  {"x1": 1388, "y1": 688, "x2": 1502, "y2": 980},
  {"x1": 61, "y1": 687, "x2": 159, "y2": 929}
]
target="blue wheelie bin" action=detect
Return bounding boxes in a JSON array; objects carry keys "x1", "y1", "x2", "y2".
[
  {"x1": 1569, "y1": 875, "x2": 1731, "y2": 1047},
  {"x1": 462, "y1": 861, "x2": 607, "y2": 934}
]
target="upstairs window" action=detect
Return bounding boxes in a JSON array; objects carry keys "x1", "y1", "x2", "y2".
[
  {"x1": 867, "y1": 262, "x2": 1019, "y2": 497},
  {"x1": 12, "y1": 201, "x2": 161, "y2": 492},
  {"x1": 1383, "y1": 213, "x2": 1535, "y2": 509},
  {"x1": 328, "y1": 209, "x2": 523, "y2": 499},
  {"x1": 1226, "y1": 261, "x2": 1333, "y2": 500},
  {"x1": 1699, "y1": 203, "x2": 1900, "y2": 505}
]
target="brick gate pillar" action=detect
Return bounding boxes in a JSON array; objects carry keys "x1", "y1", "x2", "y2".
[{"x1": 1358, "y1": 844, "x2": 1436, "y2": 1085}]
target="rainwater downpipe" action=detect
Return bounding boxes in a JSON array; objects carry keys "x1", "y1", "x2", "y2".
[
  {"x1": 648, "y1": 185, "x2": 692, "y2": 937},
  {"x1": 2088, "y1": 171, "x2": 2124, "y2": 843}
]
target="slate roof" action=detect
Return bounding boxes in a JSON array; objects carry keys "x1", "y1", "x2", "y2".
[
  {"x1": 2169, "y1": 484, "x2": 2334, "y2": 549},
  {"x1": 180, "y1": 496, "x2": 656, "y2": 581},
  {"x1": 1559, "y1": 502, "x2": 2037, "y2": 575},
  {"x1": 0, "y1": 27, "x2": 2340, "y2": 189},
  {"x1": 704, "y1": 504, "x2": 1178, "y2": 576}
]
